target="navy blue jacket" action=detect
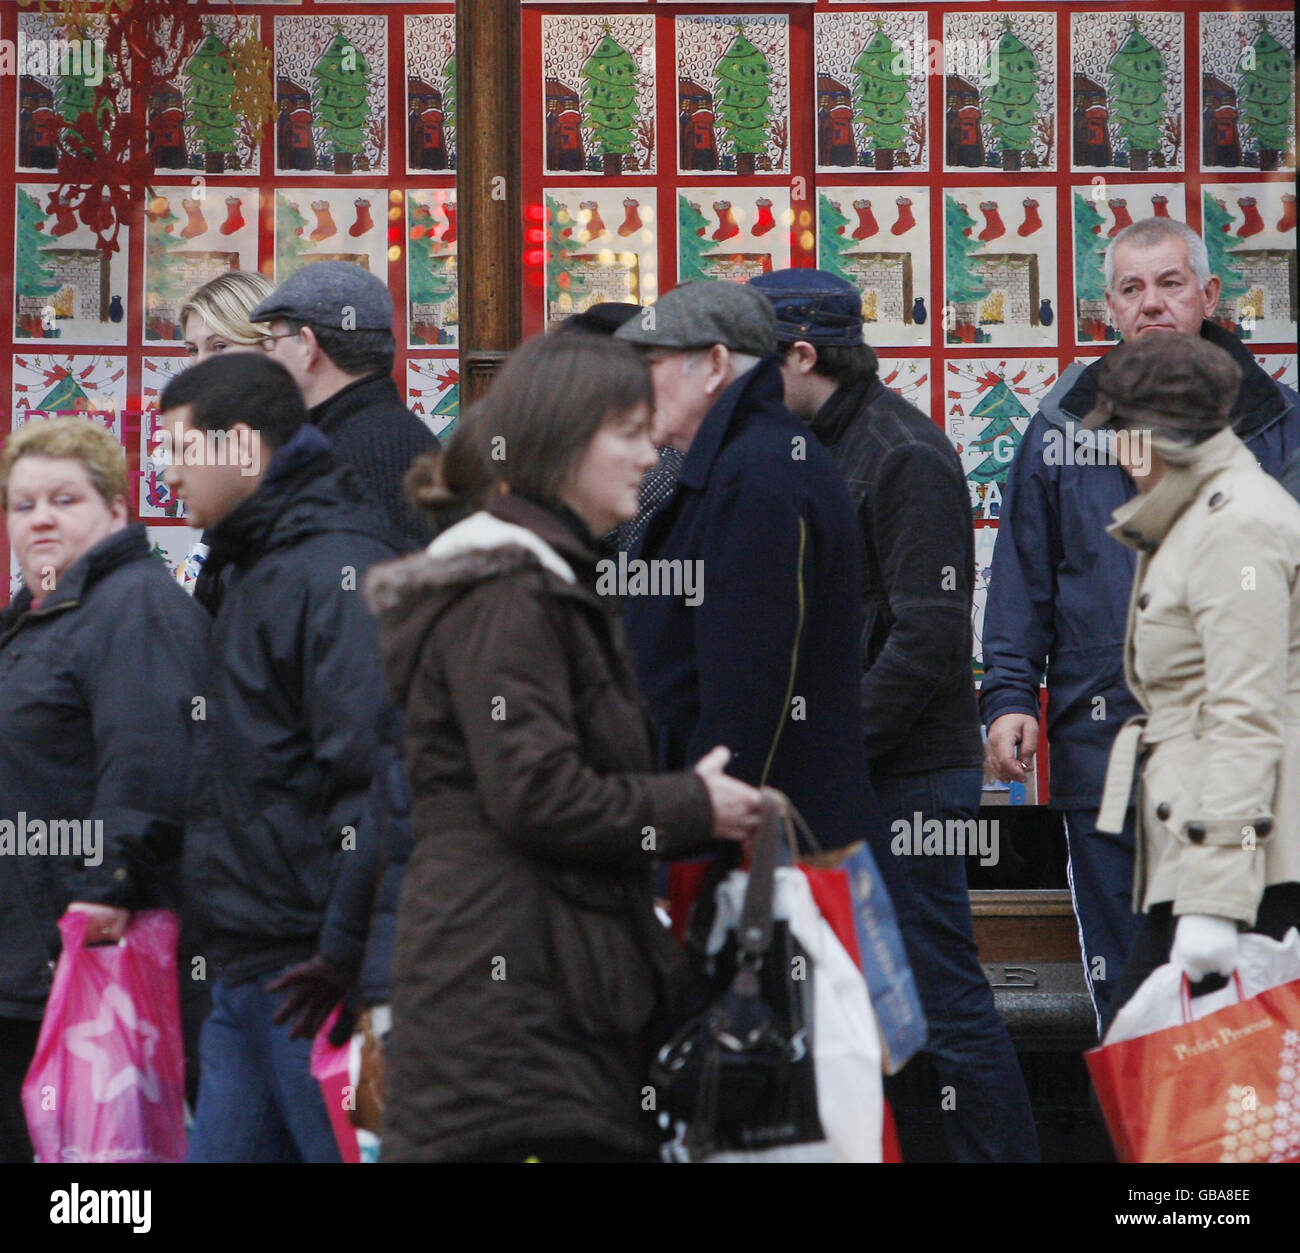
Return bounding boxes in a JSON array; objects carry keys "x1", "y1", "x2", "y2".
[
  {"x1": 624, "y1": 355, "x2": 883, "y2": 852},
  {"x1": 980, "y1": 321, "x2": 1300, "y2": 811}
]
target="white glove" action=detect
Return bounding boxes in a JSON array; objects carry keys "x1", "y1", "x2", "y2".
[{"x1": 1171, "y1": 914, "x2": 1239, "y2": 982}]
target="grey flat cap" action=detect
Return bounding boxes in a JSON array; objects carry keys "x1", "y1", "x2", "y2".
[
  {"x1": 615, "y1": 280, "x2": 777, "y2": 357},
  {"x1": 249, "y1": 261, "x2": 394, "y2": 332}
]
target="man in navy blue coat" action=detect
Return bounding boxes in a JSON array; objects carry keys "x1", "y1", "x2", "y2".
[
  {"x1": 982, "y1": 218, "x2": 1300, "y2": 1034},
  {"x1": 615, "y1": 281, "x2": 882, "y2": 854}
]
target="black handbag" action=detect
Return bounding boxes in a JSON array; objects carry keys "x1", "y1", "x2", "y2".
[{"x1": 650, "y1": 796, "x2": 825, "y2": 1159}]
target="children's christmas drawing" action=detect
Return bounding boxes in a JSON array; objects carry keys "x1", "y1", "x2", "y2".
[
  {"x1": 407, "y1": 15, "x2": 457, "y2": 172},
  {"x1": 1200, "y1": 12, "x2": 1295, "y2": 171}
]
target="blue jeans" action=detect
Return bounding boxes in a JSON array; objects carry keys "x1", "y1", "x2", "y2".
[
  {"x1": 186, "y1": 968, "x2": 341, "y2": 1163},
  {"x1": 874, "y1": 768, "x2": 1040, "y2": 1163},
  {"x1": 1062, "y1": 805, "x2": 1143, "y2": 1038}
]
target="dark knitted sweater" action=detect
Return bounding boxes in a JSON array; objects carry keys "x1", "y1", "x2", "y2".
[{"x1": 309, "y1": 371, "x2": 438, "y2": 546}]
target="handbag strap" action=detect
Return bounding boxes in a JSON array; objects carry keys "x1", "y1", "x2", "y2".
[{"x1": 736, "y1": 797, "x2": 783, "y2": 967}]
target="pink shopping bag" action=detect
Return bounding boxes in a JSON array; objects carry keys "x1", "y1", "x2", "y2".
[
  {"x1": 22, "y1": 910, "x2": 186, "y2": 1163},
  {"x1": 309, "y1": 1007, "x2": 360, "y2": 1164}
]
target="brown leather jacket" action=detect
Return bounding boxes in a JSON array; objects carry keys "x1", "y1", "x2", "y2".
[{"x1": 363, "y1": 491, "x2": 714, "y2": 1161}]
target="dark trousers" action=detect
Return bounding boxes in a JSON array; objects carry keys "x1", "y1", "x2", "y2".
[
  {"x1": 0, "y1": 1017, "x2": 40, "y2": 1163},
  {"x1": 1062, "y1": 807, "x2": 1145, "y2": 1036},
  {"x1": 875, "y1": 768, "x2": 1040, "y2": 1163},
  {"x1": 1102, "y1": 883, "x2": 1300, "y2": 1038}
]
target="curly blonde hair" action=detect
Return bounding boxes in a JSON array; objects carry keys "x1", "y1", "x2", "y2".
[
  {"x1": 179, "y1": 270, "x2": 275, "y2": 347},
  {"x1": 0, "y1": 418, "x2": 128, "y2": 511}
]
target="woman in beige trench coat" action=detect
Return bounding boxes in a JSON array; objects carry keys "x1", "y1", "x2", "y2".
[{"x1": 1087, "y1": 332, "x2": 1300, "y2": 1032}]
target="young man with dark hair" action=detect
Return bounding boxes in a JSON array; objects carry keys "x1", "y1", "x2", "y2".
[
  {"x1": 161, "y1": 353, "x2": 400, "y2": 1162},
  {"x1": 751, "y1": 268, "x2": 1039, "y2": 1163},
  {"x1": 251, "y1": 261, "x2": 437, "y2": 545}
]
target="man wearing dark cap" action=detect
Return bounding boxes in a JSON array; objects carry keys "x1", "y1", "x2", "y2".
[
  {"x1": 252, "y1": 261, "x2": 437, "y2": 545},
  {"x1": 614, "y1": 281, "x2": 885, "y2": 854},
  {"x1": 979, "y1": 217, "x2": 1300, "y2": 1035},
  {"x1": 1080, "y1": 333, "x2": 1300, "y2": 1034},
  {"x1": 751, "y1": 268, "x2": 1038, "y2": 1163}
]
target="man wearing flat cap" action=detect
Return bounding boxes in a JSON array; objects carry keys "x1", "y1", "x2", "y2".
[
  {"x1": 1083, "y1": 333, "x2": 1300, "y2": 1033},
  {"x1": 252, "y1": 261, "x2": 436, "y2": 545},
  {"x1": 980, "y1": 217, "x2": 1300, "y2": 1034},
  {"x1": 614, "y1": 281, "x2": 885, "y2": 855},
  {"x1": 751, "y1": 268, "x2": 1038, "y2": 1163}
]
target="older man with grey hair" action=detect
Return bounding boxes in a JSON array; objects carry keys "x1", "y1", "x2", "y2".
[{"x1": 980, "y1": 217, "x2": 1300, "y2": 1035}]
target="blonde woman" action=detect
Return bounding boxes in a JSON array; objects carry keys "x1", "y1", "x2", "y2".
[
  {"x1": 0, "y1": 418, "x2": 207, "y2": 1160},
  {"x1": 180, "y1": 271, "x2": 275, "y2": 363},
  {"x1": 174, "y1": 271, "x2": 275, "y2": 591}
]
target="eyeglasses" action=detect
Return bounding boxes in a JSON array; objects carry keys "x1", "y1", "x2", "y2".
[{"x1": 259, "y1": 331, "x2": 301, "y2": 351}]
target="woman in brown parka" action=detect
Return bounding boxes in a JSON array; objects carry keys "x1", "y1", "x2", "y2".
[{"x1": 363, "y1": 333, "x2": 764, "y2": 1162}]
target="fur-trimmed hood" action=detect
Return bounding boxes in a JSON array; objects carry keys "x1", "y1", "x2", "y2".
[{"x1": 363, "y1": 505, "x2": 586, "y2": 704}]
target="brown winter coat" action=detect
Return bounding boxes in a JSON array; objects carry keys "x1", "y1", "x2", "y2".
[
  {"x1": 363, "y1": 492, "x2": 715, "y2": 1161},
  {"x1": 1097, "y1": 428, "x2": 1300, "y2": 925}
]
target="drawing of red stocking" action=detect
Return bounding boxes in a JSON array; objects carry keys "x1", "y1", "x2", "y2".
[
  {"x1": 1106, "y1": 198, "x2": 1132, "y2": 237},
  {"x1": 1278, "y1": 193, "x2": 1297, "y2": 234},
  {"x1": 180, "y1": 197, "x2": 207, "y2": 239},
  {"x1": 977, "y1": 200, "x2": 1005, "y2": 242},
  {"x1": 310, "y1": 200, "x2": 337, "y2": 243},
  {"x1": 1236, "y1": 196, "x2": 1264, "y2": 239},
  {"x1": 579, "y1": 200, "x2": 607, "y2": 241},
  {"x1": 1017, "y1": 197, "x2": 1042, "y2": 237},
  {"x1": 890, "y1": 197, "x2": 916, "y2": 236},
  {"x1": 712, "y1": 200, "x2": 739, "y2": 242},
  {"x1": 1150, "y1": 193, "x2": 1170, "y2": 219},
  {"x1": 349, "y1": 198, "x2": 374, "y2": 238},
  {"x1": 48, "y1": 194, "x2": 78, "y2": 237},
  {"x1": 219, "y1": 196, "x2": 245, "y2": 236},
  {"x1": 752, "y1": 197, "x2": 776, "y2": 237},
  {"x1": 440, "y1": 201, "x2": 457, "y2": 245},
  {"x1": 851, "y1": 198, "x2": 878, "y2": 240},
  {"x1": 617, "y1": 197, "x2": 641, "y2": 237}
]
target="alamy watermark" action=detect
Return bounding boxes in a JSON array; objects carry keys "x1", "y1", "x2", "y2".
[
  {"x1": 0, "y1": 35, "x2": 104, "y2": 87},
  {"x1": 151, "y1": 421, "x2": 262, "y2": 478},
  {"x1": 1043, "y1": 422, "x2": 1151, "y2": 475},
  {"x1": 0, "y1": 815, "x2": 102, "y2": 866},
  {"x1": 596, "y1": 552, "x2": 704, "y2": 606},
  {"x1": 891, "y1": 811, "x2": 1000, "y2": 867}
]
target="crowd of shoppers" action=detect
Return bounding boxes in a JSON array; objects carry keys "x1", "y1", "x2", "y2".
[{"x1": 0, "y1": 212, "x2": 1297, "y2": 1164}]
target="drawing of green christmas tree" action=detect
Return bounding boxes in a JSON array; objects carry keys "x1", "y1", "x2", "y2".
[
  {"x1": 853, "y1": 24, "x2": 908, "y2": 171},
  {"x1": 313, "y1": 23, "x2": 371, "y2": 174},
  {"x1": 967, "y1": 379, "x2": 1027, "y2": 485},
  {"x1": 15, "y1": 189, "x2": 60, "y2": 338},
  {"x1": 443, "y1": 53, "x2": 457, "y2": 166},
  {"x1": 546, "y1": 194, "x2": 588, "y2": 314},
  {"x1": 818, "y1": 194, "x2": 855, "y2": 282},
  {"x1": 1239, "y1": 22, "x2": 1295, "y2": 170},
  {"x1": 945, "y1": 196, "x2": 988, "y2": 337},
  {"x1": 679, "y1": 196, "x2": 719, "y2": 283},
  {"x1": 1202, "y1": 192, "x2": 1249, "y2": 327},
  {"x1": 55, "y1": 29, "x2": 115, "y2": 157},
  {"x1": 1107, "y1": 20, "x2": 1166, "y2": 171},
  {"x1": 1073, "y1": 193, "x2": 1111, "y2": 342},
  {"x1": 715, "y1": 24, "x2": 772, "y2": 176},
  {"x1": 983, "y1": 22, "x2": 1039, "y2": 171},
  {"x1": 276, "y1": 195, "x2": 312, "y2": 279},
  {"x1": 582, "y1": 29, "x2": 639, "y2": 175},
  {"x1": 37, "y1": 370, "x2": 90, "y2": 414},
  {"x1": 408, "y1": 201, "x2": 455, "y2": 345},
  {"x1": 145, "y1": 199, "x2": 192, "y2": 340},
  {"x1": 184, "y1": 24, "x2": 238, "y2": 174}
]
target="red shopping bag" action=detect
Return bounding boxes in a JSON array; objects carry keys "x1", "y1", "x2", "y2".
[
  {"x1": 1086, "y1": 975, "x2": 1300, "y2": 1163},
  {"x1": 21, "y1": 910, "x2": 186, "y2": 1163},
  {"x1": 309, "y1": 1007, "x2": 361, "y2": 1164}
]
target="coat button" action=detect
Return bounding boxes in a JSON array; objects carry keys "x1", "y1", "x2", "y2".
[
  {"x1": 1138, "y1": 593, "x2": 1151, "y2": 610},
  {"x1": 1156, "y1": 802, "x2": 1171, "y2": 820},
  {"x1": 1187, "y1": 823, "x2": 1206, "y2": 844},
  {"x1": 1257, "y1": 818, "x2": 1272, "y2": 837},
  {"x1": 113, "y1": 868, "x2": 127, "y2": 881},
  {"x1": 1121, "y1": 527, "x2": 1140, "y2": 540},
  {"x1": 1208, "y1": 492, "x2": 1224, "y2": 508}
]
